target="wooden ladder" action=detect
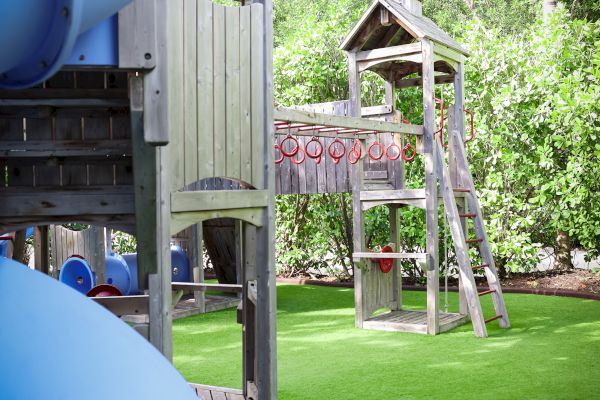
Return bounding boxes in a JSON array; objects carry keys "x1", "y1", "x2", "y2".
[{"x1": 434, "y1": 132, "x2": 510, "y2": 338}]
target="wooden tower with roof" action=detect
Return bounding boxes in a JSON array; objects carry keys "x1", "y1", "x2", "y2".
[{"x1": 338, "y1": 0, "x2": 510, "y2": 337}]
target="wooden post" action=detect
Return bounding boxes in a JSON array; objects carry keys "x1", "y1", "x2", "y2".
[
  {"x1": 131, "y1": 75, "x2": 172, "y2": 359},
  {"x1": 422, "y1": 39, "x2": 439, "y2": 335},
  {"x1": 348, "y1": 50, "x2": 366, "y2": 328},
  {"x1": 12, "y1": 229, "x2": 27, "y2": 265},
  {"x1": 192, "y1": 223, "x2": 206, "y2": 311},
  {"x1": 89, "y1": 226, "x2": 106, "y2": 284},
  {"x1": 33, "y1": 226, "x2": 50, "y2": 275},
  {"x1": 390, "y1": 206, "x2": 402, "y2": 310}
]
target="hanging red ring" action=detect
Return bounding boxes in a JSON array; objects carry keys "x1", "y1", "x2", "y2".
[
  {"x1": 378, "y1": 245, "x2": 394, "y2": 273},
  {"x1": 314, "y1": 155, "x2": 322, "y2": 164},
  {"x1": 402, "y1": 143, "x2": 416, "y2": 162},
  {"x1": 280, "y1": 135, "x2": 299, "y2": 157},
  {"x1": 386, "y1": 142, "x2": 402, "y2": 161},
  {"x1": 348, "y1": 140, "x2": 363, "y2": 165},
  {"x1": 305, "y1": 137, "x2": 324, "y2": 159},
  {"x1": 274, "y1": 144, "x2": 284, "y2": 164},
  {"x1": 328, "y1": 139, "x2": 346, "y2": 161},
  {"x1": 368, "y1": 142, "x2": 384, "y2": 160},
  {"x1": 291, "y1": 147, "x2": 306, "y2": 165}
]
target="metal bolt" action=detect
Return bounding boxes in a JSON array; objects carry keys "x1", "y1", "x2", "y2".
[
  {"x1": 61, "y1": 7, "x2": 69, "y2": 17},
  {"x1": 144, "y1": 53, "x2": 152, "y2": 60},
  {"x1": 79, "y1": 54, "x2": 85, "y2": 61}
]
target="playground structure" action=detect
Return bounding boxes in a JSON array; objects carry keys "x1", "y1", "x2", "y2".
[
  {"x1": 0, "y1": 0, "x2": 512, "y2": 397},
  {"x1": 273, "y1": 0, "x2": 509, "y2": 338},
  {"x1": 0, "y1": 0, "x2": 276, "y2": 399}
]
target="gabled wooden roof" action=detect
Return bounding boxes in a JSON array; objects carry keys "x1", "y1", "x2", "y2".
[{"x1": 340, "y1": 0, "x2": 468, "y2": 55}]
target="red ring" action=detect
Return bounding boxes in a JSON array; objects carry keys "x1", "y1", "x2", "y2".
[
  {"x1": 274, "y1": 144, "x2": 284, "y2": 164},
  {"x1": 402, "y1": 143, "x2": 416, "y2": 162},
  {"x1": 69, "y1": 254, "x2": 86, "y2": 260},
  {"x1": 368, "y1": 142, "x2": 384, "y2": 160},
  {"x1": 291, "y1": 147, "x2": 306, "y2": 165},
  {"x1": 348, "y1": 150, "x2": 360, "y2": 164},
  {"x1": 314, "y1": 155, "x2": 322, "y2": 164},
  {"x1": 332, "y1": 157, "x2": 341, "y2": 165},
  {"x1": 328, "y1": 139, "x2": 346, "y2": 160},
  {"x1": 280, "y1": 135, "x2": 299, "y2": 157},
  {"x1": 386, "y1": 143, "x2": 401, "y2": 161},
  {"x1": 305, "y1": 137, "x2": 324, "y2": 159}
]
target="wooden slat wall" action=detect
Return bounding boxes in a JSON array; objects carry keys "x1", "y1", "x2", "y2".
[
  {"x1": 50, "y1": 225, "x2": 106, "y2": 278},
  {"x1": 0, "y1": 71, "x2": 132, "y2": 191},
  {"x1": 169, "y1": 1, "x2": 266, "y2": 192}
]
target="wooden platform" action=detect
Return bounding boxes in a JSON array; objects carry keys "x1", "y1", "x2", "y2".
[
  {"x1": 122, "y1": 295, "x2": 239, "y2": 323},
  {"x1": 363, "y1": 310, "x2": 467, "y2": 334},
  {"x1": 190, "y1": 383, "x2": 244, "y2": 400}
]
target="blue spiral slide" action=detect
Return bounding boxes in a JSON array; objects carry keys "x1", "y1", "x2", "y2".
[{"x1": 0, "y1": 257, "x2": 198, "y2": 399}]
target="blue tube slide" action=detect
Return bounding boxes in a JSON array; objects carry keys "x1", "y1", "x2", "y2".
[
  {"x1": 0, "y1": 256, "x2": 198, "y2": 400},
  {"x1": 0, "y1": 0, "x2": 133, "y2": 89}
]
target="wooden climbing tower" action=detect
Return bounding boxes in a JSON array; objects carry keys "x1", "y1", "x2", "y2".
[{"x1": 340, "y1": 0, "x2": 509, "y2": 337}]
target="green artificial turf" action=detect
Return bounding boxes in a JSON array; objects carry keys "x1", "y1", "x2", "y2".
[{"x1": 173, "y1": 284, "x2": 600, "y2": 399}]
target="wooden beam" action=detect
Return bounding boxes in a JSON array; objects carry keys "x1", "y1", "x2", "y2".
[
  {"x1": 0, "y1": 140, "x2": 131, "y2": 158},
  {"x1": 356, "y1": 42, "x2": 422, "y2": 62},
  {"x1": 353, "y1": 252, "x2": 427, "y2": 260},
  {"x1": 380, "y1": 7, "x2": 391, "y2": 26},
  {"x1": 396, "y1": 74, "x2": 455, "y2": 88},
  {"x1": 0, "y1": 188, "x2": 135, "y2": 217},
  {"x1": 171, "y1": 190, "x2": 269, "y2": 213},
  {"x1": 172, "y1": 282, "x2": 243, "y2": 293},
  {"x1": 93, "y1": 295, "x2": 150, "y2": 316},
  {"x1": 422, "y1": 39, "x2": 439, "y2": 335},
  {"x1": 274, "y1": 107, "x2": 422, "y2": 136}
]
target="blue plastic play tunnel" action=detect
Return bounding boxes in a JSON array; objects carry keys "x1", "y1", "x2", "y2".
[
  {"x1": 59, "y1": 256, "x2": 95, "y2": 295},
  {"x1": 122, "y1": 245, "x2": 192, "y2": 294},
  {"x1": 105, "y1": 253, "x2": 131, "y2": 295},
  {"x1": 0, "y1": 0, "x2": 133, "y2": 89},
  {"x1": 0, "y1": 256, "x2": 198, "y2": 400},
  {"x1": 60, "y1": 254, "x2": 132, "y2": 295}
]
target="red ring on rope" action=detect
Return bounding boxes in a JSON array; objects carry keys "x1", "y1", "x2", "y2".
[
  {"x1": 274, "y1": 144, "x2": 284, "y2": 164},
  {"x1": 378, "y1": 245, "x2": 394, "y2": 273},
  {"x1": 305, "y1": 137, "x2": 324, "y2": 159},
  {"x1": 314, "y1": 155, "x2": 322, "y2": 165},
  {"x1": 402, "y1": 143, "x2": 416, "y2": 162},
  {"x1": 368, "y1": 142, "x2": 384, "y2": 161},
  {"x1": 386, "y1": 142, "x2": 402, "y2": 161},
  {"x1": 280, "y1": 135, "x2": 299, "y2": 157},
  {"x1": 328, "y1": 139, "x2": 346, "y2": 160},
  {"x1": 291, "y1": 147, "x2": 306, "y2": 165}
]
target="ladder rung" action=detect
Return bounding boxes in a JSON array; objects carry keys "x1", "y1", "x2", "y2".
[
  {"x1": 465, "y1": 238, "x2": 483, "y2": 244},
  {"x1": 459, "y1": 213, "x2": 477, "y2": 218},
  {"x1": 485, "y1": 315, "x2": 503, "y2": 324},
  {"x1": 453, "y1": 188, "x2": 471, "y2": 193},
  {"x1": 471, "y1": 264, "x2": 489, "y2": 270},
  {"x1": 478, "y1": 289, "x2": 496, "y2": 296}
]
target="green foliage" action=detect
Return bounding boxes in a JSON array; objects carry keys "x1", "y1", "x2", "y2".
[
  {"x1": 112, "y1": 231, "x2": 137, "y2": 254},
  {"x1": 463, "y1": 7, "x2": 600, "y2": 270}
]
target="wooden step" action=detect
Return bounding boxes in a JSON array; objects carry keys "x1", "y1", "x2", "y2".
[
  {"x1": 478, "y1": 289, "x2": 496, "y2": 296},
  {"x1": 471, "y1": 264, "x2": 489, "y2": 270},
  {"x1": 465, "y1": 238, "x2": 483, "y2": 244},
  {"x1": 453, "y1": 188, "x2": 471, "y2": 193},
  {"x1": 353, "y1": 252, "x2": 427, "y2": 261},
  {"x1": 459, "y1": 213, "x2": 477, "y2": 218},
  {"x1": 485, "y1": 315, "x2": 503, "y2": 324}
]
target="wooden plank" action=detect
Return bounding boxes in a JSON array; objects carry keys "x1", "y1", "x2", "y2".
[
  {"x1": 274, "y1": 107, "x2": 422, "y2": 136},
  {"x1": 171, "y1": 190, "x2": 268, "y2": 212},
  {"x1": 213, "y1": 4, "x2": 227, "y2": 178},
  {"x1": 250, "y1": 4, "x2": 266, "y2": 188},
  {"x1": 226, "y1": 6, "x2": 242, "y2": 180},
  {"x1": 360, "y1": 189, "x2": 425, "y2": 201},
  {"x1": 118, "y1": 0, "x2": 157, "y2": 69},
  {"x1": 33, "y1": 226, "x2": 50, "y2": 275},
  {"x1": 184, "y1": 0, "x2": 198, "y2": 186},
  {"x1": 93, "y1": 295, "x2": 149, "y2": 316},
  {"x1": 0, "y1": 140, "x2": 131, "y2": 158},
  {"x1": 353, "y1": 252, "x2": 426, "y2": 260},
  {"x1": 239, "y1": 5, "x2": 252, "y2": 184},
  {"x1": 197, "y1": 0, "x2": 215, "y2": 180},
  {"x1": 0, "y1": 188, "x2": 135, "y2": 217},
  {"x1": 168, "y1": 0, "x2": 185, "y2": 189},
  {"x1": 172, "y1": 282, "x2": 243, "y2": 293},
  {"x1": 422, "y1": 39, "x2": 439, "y2": 335}
]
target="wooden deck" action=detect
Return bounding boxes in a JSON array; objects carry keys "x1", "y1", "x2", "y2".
[
  {"x1": 190, "y1": 383, "x2": 244, "y2": 400},
  {"x1": 362, "y1": 310, "x2": 467, "y2": 334},
  {"x1": 122, "y1": 294, "x2": 239, "y2": 323}
]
